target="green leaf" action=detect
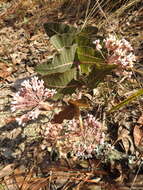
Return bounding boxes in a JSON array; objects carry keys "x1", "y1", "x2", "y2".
[
  {"x1": 75, "y1": 35, "x2": 91, "y2": 47},
  {"x1": 77, "y1": 46, "x2": 105, "y2": 74},
  {"x1": 77, "y1": 46, "x2": 104, "y2": 66},
  {"x1": 35, "y1": 44, "x2": 77, "y2": 75},
  {"x1": 87, "y1": 64, "x2": 117, "y2": 88},
  {"x1": 80, "y1": 63, "x2": 92, "y2": 74},
  {"x1": 35, "y1": 59, "x2": 51, "y2": 76},
  {"x1": 43, "y1": 68, "x2": 77, "y2": 89},
  {"x1": 44, "y1": 22, "x2": 77, "y2": 37},
  {"x1": 50, "y1": 33, "x2": 75, "y2": 51},
  {"x1": 54, "y1": 80, "x2": 83, "y2": 100},
  {"x1": 109, "y1": 88, "x2": 143, "y2": 113}
]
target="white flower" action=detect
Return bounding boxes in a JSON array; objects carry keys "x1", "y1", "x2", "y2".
[
  {"x1": 100, "y1": 34, "x2": 136, "y2": 76},
  {"x1": 67, "y1": 114, "x2": 105, "y2": 158},
  {"x1": 93, "y1": 39, "x2": 102, "y2": 51},
  {"x1": 40, "y1": 114, "x2": 105, "y2": 159},
  {"x1": 11, "y1": 76, "x2": 56, "y2": 125}
]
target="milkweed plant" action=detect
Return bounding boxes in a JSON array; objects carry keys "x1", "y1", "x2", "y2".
[{"x1": 11, "y1": 23, "x2": 136, "y2": 159}]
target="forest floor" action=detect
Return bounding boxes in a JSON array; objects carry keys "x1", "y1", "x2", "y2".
[{"x1": 0, "y1": 0, "x2": 143, "y2": 190}]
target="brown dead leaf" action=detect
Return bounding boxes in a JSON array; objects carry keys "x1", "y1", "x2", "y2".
[
  {"x1": 133, "y1": 114, "x2": 143, "y2": 151},
  {"x1": 53, "y1": 103, "x2": 80, "y2": 124},
  {"x1": 14, "y1": 168, "x2": 50, "y2": 190},
  {"x1": 133, "y1": 125, "x2": 143, "y2": 148},
  {"x1": 68, "y1": 99, "x2": 90, "y2": 108},
  {"x1": 4, "y1": 175, "x2": 19, "y2": 190},
  {"x1": 5, "y1": 117, "x2": 16, "y2": 124},
  {"x1": 0, "y1": 164, "x2": 15, "y2": 179},
  {"x1": 0, "y1": 62, "x2": 13, "y2": 79},
  {"x1": 138, "y1": 114, "x2": 143, "y2": 125},
  {"x1": 117, "y1": 127, "x2": 134, "y2": 153},
  {"x1": 52, "y1": 99, "x2": 90, "y2": 124},
  {"x1": 26, "y1": 65, "x2": 34, "y2": 74}
]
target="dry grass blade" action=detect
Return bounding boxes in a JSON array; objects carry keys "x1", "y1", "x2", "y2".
[
  {"x1": 25, "y1": 177, "x2": 50, "y2": 190},
  {"x1": 109, "y1": 89, "x2": 143, "y2": 112},
  {"x1": 110, "y1": 0, "x2": 141, "y2": 17},
  {"x1": 4, "y1": 176, "x2": 19, "y2": 190},
  {"x1": 130, "y1": 161, "x2": 143, "y2": 190},
  {"x1": 2, "y1": 166, "x2": 107, "y2": 190},
  {"x1": 13, "y1": 167, "x2": 35, "y2": 190},
  {"x1": 81, "y1": 0, "x2": 105, "y2": 29},
  {"x1": 3, "y1": 167, "x2": 50, "y2": 190},
  {"x1": 98, "y1": 0, "x2": 141, "y2": 28}
]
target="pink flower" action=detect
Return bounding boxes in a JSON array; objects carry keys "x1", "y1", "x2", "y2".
[
  {"x1": 104, "y1": 34, "x2": 119, "y2": 51},
  {"x1": 40, "y1": 123, "x2": 63, "y2": 146},
  {"x1": 67, "y1": 114, "x2": 105, "y2": 158},
  {"x1": 40, "y1": 114, "x2": 105, "y2": 158},
  {"x1": 68, "y1": 115, "x2": 105, "y2": 158},
  {"x1": 104, "y1": 35, "x2": 135, "y2": 68},
  {"x1": 93, "y1": 34, "x2": 136, "y2": 77},
  {"x1": 11, "y1": 76, "x2": 56, "y2": 125},
  {"x1": 93, "y1": 39, "x2": 102, "y2": 51}
]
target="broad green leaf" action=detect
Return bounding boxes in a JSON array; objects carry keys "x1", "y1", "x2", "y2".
[
  {"x1": 77, "y1": 46, "x2": 104, "y2": 66},
  {"x1": 43, "y1": 68, "x2": 77, "y2": 89},
  {"x1": 109, "y1": 88, "x2": 143, "y2": 113},
  {"x1": 44, "y1": 22, "x2": 77, "y2": 37},
  {"x1": 77, "y1": 46, "x2": 105, "y2": 74},
  {"x1": 75, "y1": 35, "x2": 91, "y2": 47},
  {"x1": 87, "y1": 64, "x2": 117, "y2": 88},
  {"x1": 50, "y1": 33, "x2": 75, "y2": 51},
  {"x1": 80, "y1": 63, "x2": 92, "y2": 74},
  {"x1": 35, "y1": 44, "x2": 77, "y2": 75},
  {"x1": 35, "y1": 59, "x2": 52, "y2": 76}
]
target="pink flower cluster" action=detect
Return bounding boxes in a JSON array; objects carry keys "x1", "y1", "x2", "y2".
[
  {"x1": 40, "y1": 123, "x2": 63, "y2": 149},
  {"x1": 68, "y1": 114, "x2": 105, "y2": 158},
  {"x1": 40, "y1": 114, "x2": 105, "y2": 159},
  {"x1": 11, "y1": 76, "x2": 56, "y2": 125},
  {"x1": 93, "y1": 34, "x2": 136, "y2": 76}
]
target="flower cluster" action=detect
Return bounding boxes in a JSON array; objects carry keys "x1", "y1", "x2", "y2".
[
  {"x1": 68, "y1": 114, "x2": 105, "y2": 158},
  {"x1": 11, "y1": 76, "x2": 56, "y2": 125},
  {"x1": 40, "y1": 123, "x2": 63, "y2": 149},
  {"x1": 93, "y1": 34, "x2": 136, "y2": 76},
  {"x1": 40, "y1": 114, "x2": 105, "y2": 159}
]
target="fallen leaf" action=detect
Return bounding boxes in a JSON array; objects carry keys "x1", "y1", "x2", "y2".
[
  {"x1": 52, "y1": 103, "x2": 80, "y2": 124},
  {"x1": 52, "y1": 98, "x2": 90, "y2": 124},
  {"x1": 4, "y1": 175, "x2": 19, "y2": 190},
  {"x1": 10, "y1": 52, "x2": 27, "y2": 64},
  {"x1": 117, "y1": 127, "x2": 134, "y2": 153},
  {"x1": 68, "y1": 98, "x2": 90, "y2": 108},
  {"x1": 138, "y1": 114, "x2": 143, "y2": 124},
  {"x1": 133, "y1": 125, "x2": 143, "y2": 148},
  {"x1": 5, "y1": 117, "x2": 16, "y2": 124},
  {"x1": 0, "y1": 164, "x2": 15, "y2": 179},
  {"x1": 0, "y1": 62, "x2": 13, "y2": 79},
  {"x1": 133, "y1": 114, "x2": 143, "y2": 152},
  {"x1": 26, "y1": 65, "x2": 34, "y2": 74}
]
